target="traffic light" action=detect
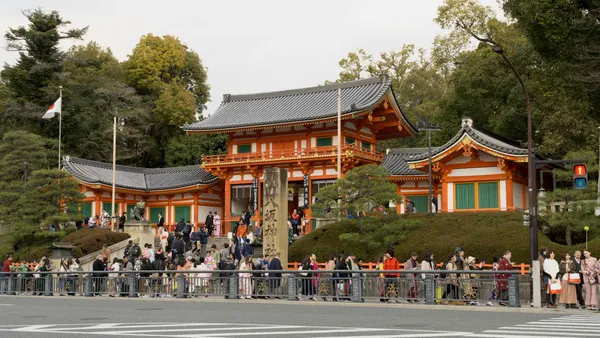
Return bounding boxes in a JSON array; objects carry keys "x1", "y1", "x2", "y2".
[{"x1": 573, "y1": 163, "x2": 588, "y2": 189}]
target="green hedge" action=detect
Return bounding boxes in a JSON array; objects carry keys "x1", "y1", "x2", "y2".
[{"x1": 289, "y1": 212, "x2": 600, "y2": 264}]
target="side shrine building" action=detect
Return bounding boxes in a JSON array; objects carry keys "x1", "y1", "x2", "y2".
[{"x1": 64, "y1": 76, "x2": 548, "y2": 236}]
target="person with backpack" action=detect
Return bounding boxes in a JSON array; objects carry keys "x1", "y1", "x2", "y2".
[
  {"x1": 175, "y1": 218, "x2": 186, "y2": 233},
  {"x1": 190, "y1": 229, "x2": 200, "y2": 253},
  {"x1": 171, "y1": 234, "x2": 186, "y2": 267},
  {"x1": 198, "y1": 227, "x2": 209, "y2": 258},
  {"x1": 182, "y1": 222, "x2": 192, "y2": 252},
  {"x1": 123, "y1": 240, "x2": 133, "y2": 259},
  {"x1": 130, "y1": 242, "x2": 142, "y2": 262}
]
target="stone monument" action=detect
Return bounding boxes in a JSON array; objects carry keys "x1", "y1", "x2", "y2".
[
  {"x1": 262, "y1": 168, "x2": 289, "y2": 266},
  {"x1": 125, "y1": 201, "x2": 154, "y2": 247}
]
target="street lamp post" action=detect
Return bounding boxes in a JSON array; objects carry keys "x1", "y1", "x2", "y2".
[
  {"x1": 492, "y1": 45, "x2": 540, "y2": 307},
  {"x1": 416, "y1": 121, "x2": 441, "y2": 216}
]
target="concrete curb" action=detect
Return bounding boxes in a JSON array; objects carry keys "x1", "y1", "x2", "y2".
[{"x1": 2, "y1": 295, "x2": 577, "y2": 314}]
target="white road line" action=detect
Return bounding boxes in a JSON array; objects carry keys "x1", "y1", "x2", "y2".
[
  {"x1": 468, "y1": 334, "x2": 584, "y2": 338},
  {"x1": 482, "y1": 330, "x2": 600, "y2": 337},
  {"x1": 312, "y1": 334, "x2": 474, "y2": 338},
  {"x1": 518, "y1": 322, "x2": 600, "y2": 327},
  {"x1": 12, "y1": 325, "x2": 57, "y2": 332},
  {"x1": 40, "y1": 323, "x2": 269, "y2": 331},
  {"x1": 180, "y1": 328, "x2": 392, "y2": 337},
  {"x1": 0, "y1": 304, "x2": 13, "y2": 306},
  {"x1": 100, "y1": 325, "x2": 308, "y2": 335},
  {"x1": 501, "y1": 326, "x2": 600, "y2": 333}
]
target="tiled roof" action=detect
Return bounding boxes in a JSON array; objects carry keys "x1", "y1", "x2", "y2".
[
  {"x1": 63, "y1": 156, "x2": 218, "y2": 191},
  {"x1": 382, "y1": 148, "x2": 433, "y2": 176},
  {"x1": 406, "y1": 119, "x2": 527, "y2": 163},
  {"x1": 184, "y1": 76, "x2": 416, "y2": 134}
]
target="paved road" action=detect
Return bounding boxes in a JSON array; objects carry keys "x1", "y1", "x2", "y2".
[{"x1": 0, "y1": 296, "x2": 597, "y2": 337}]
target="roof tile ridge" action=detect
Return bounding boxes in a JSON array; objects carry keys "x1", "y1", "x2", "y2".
[{"x1": 227, "y1": 76, "x2": 387, "y2": 102}]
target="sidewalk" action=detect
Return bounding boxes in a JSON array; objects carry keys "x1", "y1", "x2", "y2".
[{"x1": 2, "y1": 294, "x2": 576, "y2": 314}]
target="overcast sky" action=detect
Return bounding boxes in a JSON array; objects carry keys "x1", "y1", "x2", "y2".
[{"x1": 0, "y1": 0, "x2": 500, "y2": 116}]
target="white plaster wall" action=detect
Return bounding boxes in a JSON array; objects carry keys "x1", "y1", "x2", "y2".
[
  {"x1": 360, "y1": 127, "x2": 372, "y2": 135},
  {"x1": 184, "y1": 193, "x2": 193, "y2": 199},
  {"x1": 276, "y1": 127, "x2": 292, "y2": 132},
  {"x1": 333, "y1": 135, "x2": 338, "y2": 145},
  {"x1": 325, "y1": 168, "x2": 337, "y2": 175},
  {"x1": 314, "y1": 169, "x2": 324, "y2": 176},
  {"x1": 231, "y1": 175, "x2": 242, "y2": 181},
  {"x1": 157, "y1": 196, "x2": 167, "y2": 201},
  {"x1": 448, "y1": 167, "x2": 504, "y2": 177},
  {"x1": 447, "y1": 183, "x2": 454, "y2": 212},
  {"x1": 311, "y1": 138, "x2": 316, "y2": 147},
  {"x1": 403, "y1": 182, "x2": 416, "y2": 188},
  {"x1": 500, "y1": 180, "x2": 507, "y2": 211},
  {"x1": 293, "y1": 170, "x2": 303, "y2": 178},
  {"x1": 200, "y1": 193, "x2": 221, "y2": 200},
  {"x1": 232, "y1": 144, "x2": 237, "y2": 154},
  {"x1": 243, "y1": 174, "x2": 253, "y2": 181},
  {"x1": 147, "y1": 196, "x2": 157, "y2": 201},
  {"x1": 174, "y1": 194, "x2": 182, "y2": 199},
  {"x1": 478, "y1": 153, "x2": 497, "y2": 162},
  {"x1": 446, "y1": 156, "x2": 471, "y2": 165},
  {"x1": 263, "y1": 129, "x2": 273, "y2": 134},
  {"x1": 85, "y1": 191, "x2": 95, "y2": 198},
  {"x1": 344, "y1": 122, "x2": 356, "y2": 130},
  {"x1": 437, "y1": 193, "x2": 442, "y2": 212},
  {"x1": 101, "y1": 192, "x2": 110, "y2": 198},
  {"x1": 261, "y1": 143, "x2": 267, "y2": 152},
  {"x1": 301, "y1": 140, "x2": 307, "y2": 149},
  {"x1": 251, "y1": 143, "x2": 257, "y2": 152},
  {"x1": 513, "y1": 182, "x2": 523, "y2": 209}
]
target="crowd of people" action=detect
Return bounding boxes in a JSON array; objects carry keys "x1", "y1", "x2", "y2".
[{"x1": 540, "y1": 248, "x2": 600, "y2": 311}]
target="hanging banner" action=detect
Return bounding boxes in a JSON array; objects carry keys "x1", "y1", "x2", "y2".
[
  {"x1": 303, "y1": 175, "x2": 310, "y2": 207},
  {"x1": 252, "y1": 178, "x2": 259, "y2": 211}
]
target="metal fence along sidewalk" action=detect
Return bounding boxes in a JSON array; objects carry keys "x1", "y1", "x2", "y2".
[{"x1": 0, "y1": 270, "x2": 521, "y2": 307}]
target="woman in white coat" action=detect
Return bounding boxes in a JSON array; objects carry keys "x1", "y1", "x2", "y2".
[{"x1": 543, "y1": 250, "x2": 559, "y2": 308}]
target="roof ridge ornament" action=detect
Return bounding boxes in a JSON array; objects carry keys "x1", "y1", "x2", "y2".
[{"x1": 461, "y1": 118, "x2": 474, "y2": 128}]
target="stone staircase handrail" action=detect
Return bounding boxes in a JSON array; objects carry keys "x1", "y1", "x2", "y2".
[{"x1": 78, "y1": 237, "x2": 138, "y2": 265}]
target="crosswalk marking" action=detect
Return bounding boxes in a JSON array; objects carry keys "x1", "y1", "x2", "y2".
[
  {"x1": 471, "y1": 315, "x2": 600, "y2": 337},
  {"x1": 0, "y1": 323, "x2": 472, "y2": 337}
]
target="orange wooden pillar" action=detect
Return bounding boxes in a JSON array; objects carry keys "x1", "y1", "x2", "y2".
[
  {"x1": 193, "y1": 192, "x2": 199, "y2": 231},
  {"x1": 224, "y1": 180, "x2": 232, "y2": 237}
]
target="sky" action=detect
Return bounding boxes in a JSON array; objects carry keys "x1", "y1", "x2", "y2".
[{"x1": 0, "y1": 0, "x2": 501, "y2": 117}]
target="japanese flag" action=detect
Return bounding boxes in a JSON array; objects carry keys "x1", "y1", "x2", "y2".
[{"x1": 42, "y1": 97, "x2": 61, "y2": 119}]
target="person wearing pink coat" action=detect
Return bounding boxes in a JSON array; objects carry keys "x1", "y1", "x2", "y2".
[{"x1": 581, "y1": 250, "x2": 598, "y2": 310}]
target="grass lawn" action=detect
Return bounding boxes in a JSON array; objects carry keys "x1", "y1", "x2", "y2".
[{"x1": 289, "y1": 212, "x2": 600, "y2": 264}]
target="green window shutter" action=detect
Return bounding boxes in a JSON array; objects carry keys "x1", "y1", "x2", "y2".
[
  {"x1": 102, "y1": 202, "x2": 119, "y2": 216},
  {"x1": 361, "y1": 141, "x2": 371, "y2": 150},
  {"x1": 238, "y1": 144, "x2": 252, "y2": 153},
  {"x1": 317, "y1": 137, "x2": 332, "y2": 147},
  {"x1": 455, "y1": 183, "x2": 475, "y2": 209},
  {"x1": 410, "y1": 195, "x2": 429, "y2": 213},
  {"x1": 478, "y1": 182, "x2": 499, "y2": 209},
  {"x1": 175, "y1": 205, "x2": 191, "y2": 223},
  {"x1": 150, "y1": 207, "x2": 165, "y2": 223},
  {"x1": 80, "y1": 202, "x2": 92, "y2": 219},
  {"x1": 345, "y1": 137, "x2": 355, "y2": 145}
]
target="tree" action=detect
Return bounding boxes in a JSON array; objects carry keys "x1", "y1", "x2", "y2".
[
  {"x1": 16, "y1": 169, "x2": 84, "y2": 229},
  {"x1": 312, "y1": 164, "x2": 398, "y2": 217},
  {"x1": 0, "y1": 131, "x2": 54, "y2": 224},
  {"x1": 58, "y1": 42, "x2": 153, "y2": 165},
  {"x1": 541, "y1": 150, "x2": 600, "y2": 246},
  {"x1": 1, "y1": 9, "x2": 87, "y2": 103},
  {"x1": 164, "y1": 133, "x2": 227, "y2": 167},
  {"x1": 124, "y1": 34, "x2": 210, "y2": 115},
  {"x1": 153, "y1": 82, "x2": 196, "y2": 126}
]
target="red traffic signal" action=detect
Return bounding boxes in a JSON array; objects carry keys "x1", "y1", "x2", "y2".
[
  {"x1": 574, "y1": 164, "x2": 587, "y2": 176},
  {"x1": 573, "y1": 163, "x2": 588, "y2": 190}
]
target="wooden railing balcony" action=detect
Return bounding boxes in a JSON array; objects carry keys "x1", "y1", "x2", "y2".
[{"x1": 202, "y1": 145, "x2": 384, "y2": 167}]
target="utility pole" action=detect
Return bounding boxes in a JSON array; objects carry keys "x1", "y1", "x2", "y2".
[
  {"x1": 492, "y1": 45, "x2": 540, "y2": 308},
  {"x1": 416, "y1": 121, "x2": 441, "y2": 216}
]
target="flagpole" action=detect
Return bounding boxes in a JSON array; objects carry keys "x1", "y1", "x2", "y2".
[
  {"x1": 58, "y1": 86, "x2": 63, "y2": 170},
  {"x1": 111, "y1": 116, "x2": 117, "y2": 232}
]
